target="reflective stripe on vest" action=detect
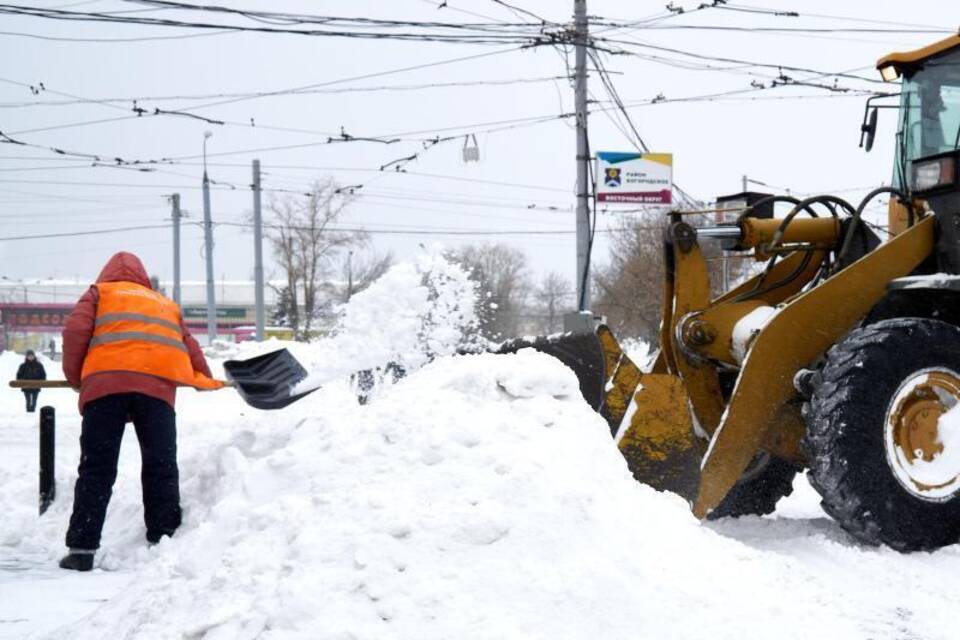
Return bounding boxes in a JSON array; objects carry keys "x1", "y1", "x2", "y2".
[
  {"x1": 95, "y1": 312, "x2": 182, "y2": 335},
  {"x1": 88, "y1": 331, "x2": 189, "y2": 354},
  {"x1": 80, "y1": 281, "x2": 223, "y2": 390}
]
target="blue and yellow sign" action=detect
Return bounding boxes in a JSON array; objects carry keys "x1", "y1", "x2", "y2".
[{"x1": 596, "y1": 151, "x2": 673, "y2": 205}]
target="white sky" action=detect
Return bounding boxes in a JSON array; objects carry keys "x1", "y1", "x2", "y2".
[{"x1": 0, "y1": 0, "x2": 953, "y2": 297}]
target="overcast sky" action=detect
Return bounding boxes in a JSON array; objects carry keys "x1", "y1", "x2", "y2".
[{"x1": 0, "y1": 0, "x2": 953, "y2": 297}]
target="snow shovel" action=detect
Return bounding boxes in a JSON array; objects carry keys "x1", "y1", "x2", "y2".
[
  {"x1": 9, "y1": 349, "x2": 316, "y2": 411},
  {"x1": 221, "y1": 348, "x2": 317, "y2": 410}
]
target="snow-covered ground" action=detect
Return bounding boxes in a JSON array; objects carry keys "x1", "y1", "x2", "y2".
[{"x1": 2, "y1": 256, "x2": 959, "y2": 639}]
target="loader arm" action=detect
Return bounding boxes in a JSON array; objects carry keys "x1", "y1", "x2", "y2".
[{"x1": 693, "y1": 215, "x2": 936, "y2": 517}]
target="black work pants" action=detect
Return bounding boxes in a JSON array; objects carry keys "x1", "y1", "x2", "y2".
[
  {"x1": 65, "y1": 393, "x2": 181, "y2": 550},
  {"x1": 22, "y1": 389, "x2": 39, "y2": 412}
]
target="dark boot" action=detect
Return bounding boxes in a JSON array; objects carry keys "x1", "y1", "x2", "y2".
[{"x1": 59, "y1": 550, "x2": 94, "y2": 572}]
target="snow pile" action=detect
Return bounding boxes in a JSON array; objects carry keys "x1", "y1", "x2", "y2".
[
  {"x1": 4, "y1": 256, "x2": 960, "y2": 639},
  {"x1": 12, "y1": 349, "x2": 951, "y2": 640},
  {"x1": 35, "y1": 351, "x2": 772, "y2": 640},
  {"x1": 211, "y1": 252, "x2": 482, "y2": 395}
]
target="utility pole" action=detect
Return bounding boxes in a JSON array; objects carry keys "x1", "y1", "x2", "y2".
[
  {"x1": 252, "y1": 159, "x2": 265, "y2": 342},
  {"x1": 202, "y1": 131, "x2": 217, "y2": 343},
  {"x1": 170, "y1": 193, "x2": 182, "y2": 307},
  {"x1": 574, "y1": 0, "x2": 591, "y2": 312},
  {"x1": 722, "y1": 175, "x2": 750, "y2": 292}
]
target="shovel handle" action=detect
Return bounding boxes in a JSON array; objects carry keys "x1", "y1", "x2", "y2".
[
  {"x1": 9, "y1": 380, "x2": 74, "y2": 389},
  {"x1": 10, "y1": 380, "x2": 234, "y2": 389}
]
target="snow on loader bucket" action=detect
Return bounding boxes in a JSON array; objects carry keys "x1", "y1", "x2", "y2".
[
  {"x1": 11, "y1": 349, "x2": 316, "y2": 411},
  {"x1": 496, "y1": 328, "x2": 704, "y2": 502}
]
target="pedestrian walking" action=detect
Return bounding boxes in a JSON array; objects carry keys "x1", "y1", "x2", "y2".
[
  {"x1": 58, "y1": 251, "x2": 223, "y2": 572},
  {"x1": 16, "y1": 350, "x2": 46, "y2": 413}
]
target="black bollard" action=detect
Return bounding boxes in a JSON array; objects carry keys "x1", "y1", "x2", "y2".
[{"x1": 39, "y1": 406, "x2": 55, "y2": 515}]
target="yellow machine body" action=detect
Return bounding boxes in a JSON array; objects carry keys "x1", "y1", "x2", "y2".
[
  {"x1": 499, "y1": 35, "x2": 960, "y2": 531},
  {"x1": 590, "y1": 213, "x2": 935, "y2": 516},
  {"x1": 559, "y1": 34, "x2": 960, "y2": 519}
]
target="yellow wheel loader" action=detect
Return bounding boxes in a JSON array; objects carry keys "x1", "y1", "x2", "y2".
[{"x1": 502, "y1": 34, "x2": 960, "y2": 551}]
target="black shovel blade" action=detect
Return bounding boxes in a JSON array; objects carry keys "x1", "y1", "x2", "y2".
[{"x1": 222, "y1": 348, "x2": 316, "y2": 410}]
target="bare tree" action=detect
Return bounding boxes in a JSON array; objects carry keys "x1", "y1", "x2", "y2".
[
  {"x1": 266, "y1": 198, "x2": 302, "y2": 334},
  {"x1": 339, "y1": 250, "x2": 394, "y2": 302},
  {"x1": 535, "y1": 271, "x2": 573, "y2": 334},
  {"x1": 592, "y1": 214, "x2": 738, "y2": 342},
  {"x1": 592, "y1": 217, "x2": 670, "y2": 342},
  {"x1": 450, "y1": 243, "x2": 530, "y2": 340},
  {"x1": 265, "y1": 178, "x2": 364, "y2": 339}
]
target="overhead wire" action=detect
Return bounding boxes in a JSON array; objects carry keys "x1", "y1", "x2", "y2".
[
  {"x1": 593, "y1": 36, "x2": 887, "y2": 86},
  {"x1": 0, "y1": 3, "x2": 563, "y2": 44},
  {"x1": 0, "y1": 222, "x2": 173, "y2": 241},
  {"x1": 0, "y1": 74, "x2": 570, "y2": 109},
  {"x1": 0, "y1": 2, "x2": 919, "y2": 251},
  {"x1": 720, "y1": 2, "x2": 942, "y2": 30},
  {"x1": 0, "y1": 27, "x2": 236, "y2": 41}
]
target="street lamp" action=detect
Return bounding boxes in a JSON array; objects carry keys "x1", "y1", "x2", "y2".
[{"x1": 203, "y1": 130, "x2": 213, "y2": 178}]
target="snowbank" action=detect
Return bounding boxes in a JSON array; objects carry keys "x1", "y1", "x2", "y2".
[
  {"x1": 10, "y1": 351, "x2": 814, "y2": 639},
  {"x1": 33, "y1": 349, "x2": 960, "y2": 640},
  {"x1": 2, "y1": 255, "x2": 960, "y2": 640}
]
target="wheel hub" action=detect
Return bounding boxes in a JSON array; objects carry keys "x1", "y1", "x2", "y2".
[{"x1": 885, "y1": 369, "x2": 960, "y2": 502}]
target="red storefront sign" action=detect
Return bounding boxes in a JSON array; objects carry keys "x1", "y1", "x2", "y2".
[{"x1": 0, "y1": 304, "x2": 73, "y2": 331}]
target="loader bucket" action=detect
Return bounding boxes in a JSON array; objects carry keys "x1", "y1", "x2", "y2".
[
  {"x1": 615, "y1": 373, "x2": 704, "y2": 501},
  {"x1": 494, "y1": 331, "x2": 607, "y2": 412},
  {"x1": 498, "y1": 327, "x2": 703, "y2": 501},
  {"x1": 222, "y1": 348, "x2": 316, "y2": 410}
]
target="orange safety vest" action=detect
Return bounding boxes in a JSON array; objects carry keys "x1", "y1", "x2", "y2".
[{"x1": 81, "y1": 281, "x2": 224, "y2": 390}]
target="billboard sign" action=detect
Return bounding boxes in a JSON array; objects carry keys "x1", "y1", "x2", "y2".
[
  {"x1": 596, "y1": 152, "x2": 673, "y2": 205},
  {"x1": 0, "y1": 304, "x2": 72, "y2": 330},
  {"x1": 182, "y1": 306, "x2": 249, "y2": 320}
]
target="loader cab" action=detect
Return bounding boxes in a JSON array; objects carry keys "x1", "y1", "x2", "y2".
[
  {"x1": 872, "y1": 36, "x2": 960, "y2": 234},
  {"x1": 884, "y1": 42, "x2": 960, "y2": 189}
]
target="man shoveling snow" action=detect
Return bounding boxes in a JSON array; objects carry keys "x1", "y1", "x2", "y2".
[{"x1": 58, "y1": 251, "x2": 222, "y2": 571}]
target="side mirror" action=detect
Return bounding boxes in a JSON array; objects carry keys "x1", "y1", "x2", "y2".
[{"x1": 860, "y1": 107, "x2": 878, "y2": 152}]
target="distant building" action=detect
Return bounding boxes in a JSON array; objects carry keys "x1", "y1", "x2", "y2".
[{"x1": 0, "y1": 279, "x2": 292, "y2": 352}]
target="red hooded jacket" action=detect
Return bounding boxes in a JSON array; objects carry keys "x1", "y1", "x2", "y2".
[{"x1": 62, "y1": 252, "x2": 213, "y2": 414}]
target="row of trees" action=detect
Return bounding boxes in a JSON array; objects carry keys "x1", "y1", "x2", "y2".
[
  {"x1": 264, "y1": 179, "x2": 391, "y2": 339},
  {"x1": 262, "y1": 179, "x2": 580, "y2": 341},
  {"x1": 263, "y1": 177, "x2": 745, "y2": 343}
]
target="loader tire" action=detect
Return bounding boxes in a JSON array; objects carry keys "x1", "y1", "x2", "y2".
[
  {"x1": 707, "y1": 454, "x2": 798, "y2": 519},
  {"x1": 804, "y1": 318, "x2": 960, "y2": 551}
]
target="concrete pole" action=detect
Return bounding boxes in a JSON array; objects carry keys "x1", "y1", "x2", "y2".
[
  {"x1": 252, "y1": 159, "x2": 265, "y2": 342},
  {"x1": 202, "y1": 132, "x2": 217, "y2": 342},
  {"x1": 171, "y1": 193, "x2": 182, "y2": 306},
  {"x1": 574, "y1": 0, "x2": 591, "y2": 311},
  {"x1": 724, "y1": 175, "x2": 750, "y2": 292}
]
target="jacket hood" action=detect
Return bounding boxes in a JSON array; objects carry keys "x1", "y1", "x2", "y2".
[{"x1": 96, "y1": 252, "x2": 152, "y2": 288}]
